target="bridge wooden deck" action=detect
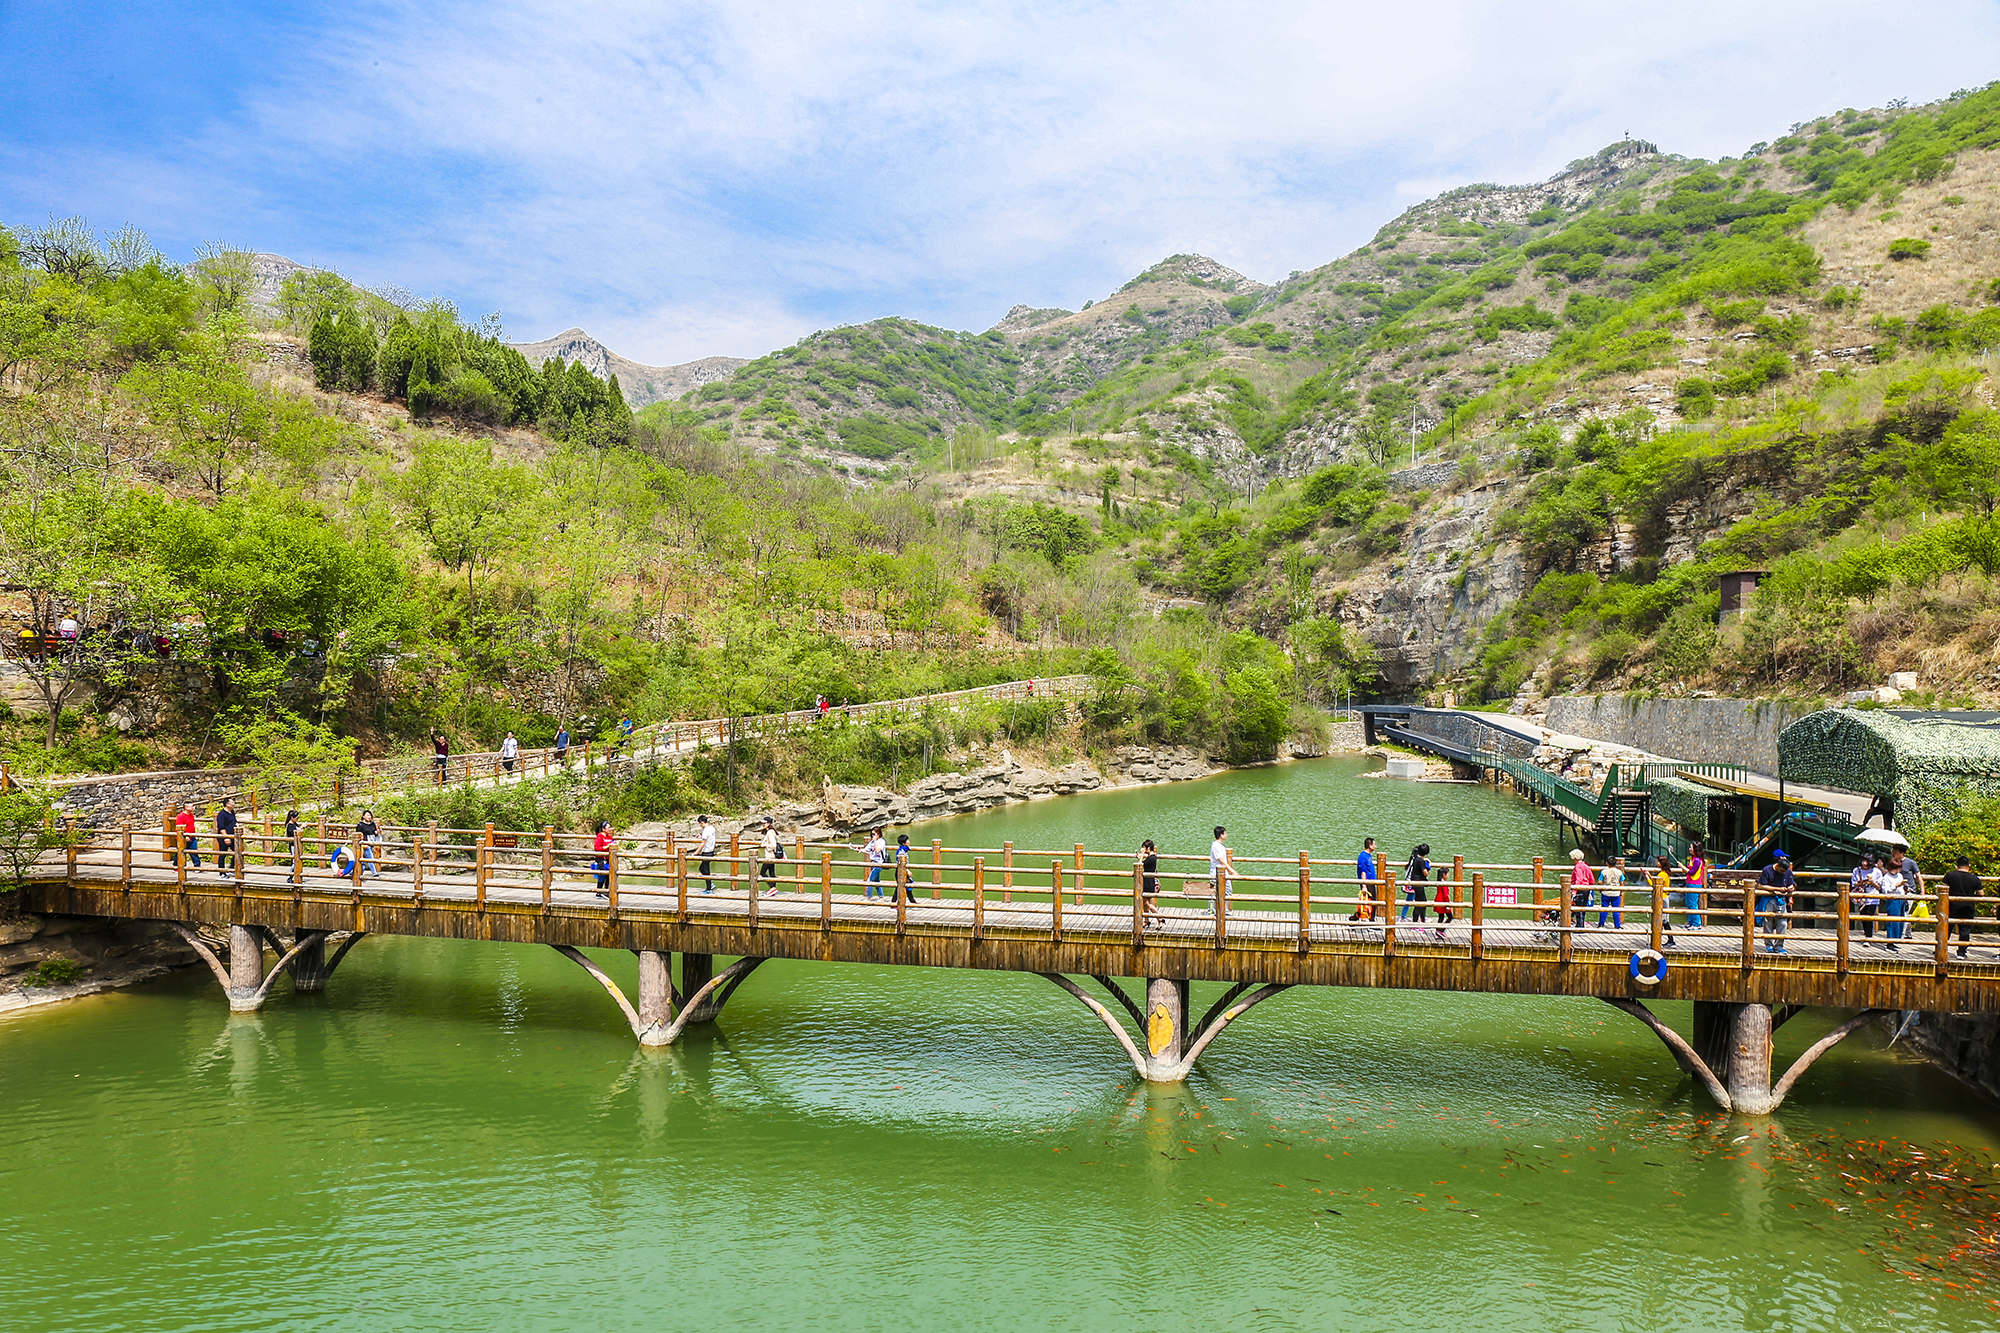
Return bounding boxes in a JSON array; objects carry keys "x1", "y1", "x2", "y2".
[{"x1": 25, "y1": 831, "x2": 2000, "y2": 1015}]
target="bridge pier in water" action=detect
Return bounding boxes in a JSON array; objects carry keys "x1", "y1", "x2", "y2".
[
  {"x1": 1609, "y1": 997, "x2": 1891, "y2": 1115},
  {"x1": 1041, "y1": 973, "x2": 1293, "y2": 1083},
  {"x1": 552, "y1": 948, "x2": 765, "y2": 1047}
]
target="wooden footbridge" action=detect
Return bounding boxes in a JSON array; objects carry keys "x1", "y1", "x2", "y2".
[{"x1": 21, "y1": 820, "x2": 2000, "y2": 1115}]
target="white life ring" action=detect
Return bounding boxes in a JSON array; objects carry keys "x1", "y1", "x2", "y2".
[{"x1": 1629, "y1": 949, "x2": 1667, "y2": 986}]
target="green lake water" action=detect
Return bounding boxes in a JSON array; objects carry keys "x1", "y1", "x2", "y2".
[{"x1": 4, "y1": 755, "x2": 1998, "y2": 1330}]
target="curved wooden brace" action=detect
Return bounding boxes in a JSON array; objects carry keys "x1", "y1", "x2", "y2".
[
  {"x1": 551, "y1": 945, "x2": 644, "y2": 1035},
  {"x1": 1193, "y1": 981, "x2": 1255, "y2": 1039},
  {"x1": 323, "y1": 931, "x2": 370, "y2": 977},
  {"x1": 1770, "y1": 1008, "x2": 1892, "y2": 1105},
  {"x1": 1603, "y1": 998, "x2": 1733, "y2": 1112},
  {"x1": 248, "y1": 935, "x2": 317, "y2": 1004},
  {"x1": 1164, "y1": 983, "x2": 1291, "y2": 1079},
  {"x1": 700, "y1": 948, "x2": 768, "y2": 1020},
  {"x1": 1091, "y1": 975, "x2": 1145, "y2": 1030},
  {"x1": 1039, "y1": 973, "x2": 1148, "y2": 1078},
  {"x1": 169, "y1": 924, "x2": 234, "y2": 991}
]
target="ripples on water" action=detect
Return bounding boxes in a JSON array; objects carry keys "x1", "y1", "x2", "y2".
[{"x1": 3, "y1": 757, "x2": 1997, "y2": 1330}]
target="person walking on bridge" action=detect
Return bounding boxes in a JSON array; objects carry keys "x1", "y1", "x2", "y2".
[
  {"x1": 554, "y1": 724, "x2": 570, "y2": 769},
  {"x1": 1880, "y1": 856, "x2": 1909, "y2": 950},
  {"x1": 501, "y1": 731, "x2": 519, "y2": 774},
  {"x1": 1209, "y1": 827, "x2": 1236, "y2": 915},
  {"x1": 1401, "y1": 844, "x2": 1431, "y2": 924},
  {"x1": 860, "y1": 827, "x2": 888, "y2": 899},
  {"x1": 174, "y1": 803, "x2": 200, "y2": 870},
  {"x1": 1567, "y1": 849, "x2": 1594, "y2": 924},
  {"x1": 592, "y1": 820, "x2": 615, "y2": 897},
  {"x1": 1757, "y1": 851, "x2": 1795, "y2": 954},
  {"x1": 1682, "y1": 841, "x2": 1708, "y2": 936},
  {"x1": 1354, "y1": 837, "x2": 1378, "y2": 922},
  {"x1": 283, "y1": 809, "x2": 302, "y2": 885},
  {"x1": 431, "y1": 730, "x2": 450, "y2": 787},
  {"x1": 1850, "y1": 854, "x2": 1882, "y2": 940},
  {"x1": 1597, "y1": 856, "x2": 1626, "y2": 930},
  {"x1": 213, "y1": 798, "x2": 238, "y2": 878},
  {"x1": 759, "y1": 817, "x2": 782, "y2": 896},
  {"x1": 1945, "y1": 855, "x2": 1983, "y2": 959},
  {"x1": 697, "y1": 815, "x2": 717, "y2": 893},
  {"x1": 893, "y1": 834, "x2": 916, "y2": 906}
]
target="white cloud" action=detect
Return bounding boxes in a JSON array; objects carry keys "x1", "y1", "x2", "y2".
[{"x1": 14, "y1": 1, "x2": 2000, "y2": 362}]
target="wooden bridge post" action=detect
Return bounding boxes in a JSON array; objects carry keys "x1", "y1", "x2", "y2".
[
  {"x1": 730, "y1": 830, "x2": 740, "y2": 894},
  {"x1": 1073, "y1": 843, "x2": 1085, "y2": 904},
  {"x1": 540, "y1": 827, "x2": 554, "y2": 911},
  {"x1": 262, "y1": 811, "x2": 273, "y2": 868},
  {"x1": 1741, "y1": 886, "x2": 1756, "y2": 968},
  {"x1": 1471, "y1": 873, "x2": 1485, "y2": 960},
  {"x1": 933, "y1": 839, "x2": 943, "y2": 899},
  {"x1": 1381, "y1": 868, "x2": 1396, "y2": 959},
  {"x1": 162, "y1": 812, "x2": 175, "y2": 865},
  {"x1": 413, "y1": 836, "x2": 426, "y2": 906},
  {"x1": 795, "y1": 834, "x2": 805, "y2": 892},
  {"x1": 1297, "y1": 851, "x2": 1311, "y2": 952},
  {"x1": 679, "y1": 850, "x2": 691, "y2": 922},
  {"x1": 476, "y1": 825, "x2": 491, "y2": 910},
  {"x1": 974, "y1": 858, "x2": 986, "y2": 941},
  {"x1": 1003, "y1": 842, "x2": 1013, "y2": 902},
  {"x1": 1132, "y1": 860, "x2": 1145, "y2": 949},
  {"x1": 1051, "y1": 863, "x2": 1063, "y2": 943},
  {"x1": 607, "y1": 843, "x2": 620, "y2": 920},
  {"x1": 821, "y1": 852, "x2": 833, "y2": 930},
  {"x1": 895, "y1": 871, "x2": 907, "y2": 936},
  {"x1": 1836, "y1": 878, "x2": 1850, "y2": 973},
  {"x1": 1649, "y1": 868, "x2": 1664, "y2": 955},
  {"x1": 1532, "y1": 856, "x2": 1544, "y2": 911},
  {"x1": 121, "y1": 824, "x2": 131, "y2": 885}
]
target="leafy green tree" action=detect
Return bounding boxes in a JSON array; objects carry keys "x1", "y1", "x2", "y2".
[
  {"x1": 123, "y1": 319, "x2": 267, "y2": 495},
  {"x1": 189, "y1": 243, "x2": 256, "y2": 316},
  {"x1": 393, "y1": 434, "x2": 532, "y2": 619},
  {"x1": 275, "y1": 269, "x2": 355, "y2": 332},
  {"x1": 1903, "y1": 409, "x2": 2000, "y2": 518},
  {"x1": 0, "y1": 787, "x2": 63, "y2": 893}
]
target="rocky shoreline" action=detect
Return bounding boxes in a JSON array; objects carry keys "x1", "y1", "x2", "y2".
[{"x1": 0, "y1": 914, "x2": 201, "y2": 1014}]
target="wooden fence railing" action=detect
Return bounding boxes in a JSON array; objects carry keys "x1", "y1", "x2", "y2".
[{"x1": 86, "y1": 820, "x2": 2000, "y2": 974}]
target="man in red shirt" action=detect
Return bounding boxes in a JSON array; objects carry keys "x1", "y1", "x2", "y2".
[{"x1": 174, "y1": 803, "x2": 200, "y2": 869}]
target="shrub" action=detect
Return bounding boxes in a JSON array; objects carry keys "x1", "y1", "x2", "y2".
[
  {"x1": 1887, "y1": 238, "x2": 1932, "y2": 261},
  {"x1": 22, "y1": 957, "x2": 88, "y2": 988},
  {"x1": 1908, "y1": 789, "x2": 2000, "y2": 879},
  {"x1": 1676, "y1": 378, "x2": 1716, "y2": 419},
  {"x1": 1584, "y1": 629, "x2": 1640, "y2": 678}
]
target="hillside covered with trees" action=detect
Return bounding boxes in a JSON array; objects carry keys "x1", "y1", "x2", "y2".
[{"x1": 6, "y1": 83, "x2": 2000, "y2": 817}]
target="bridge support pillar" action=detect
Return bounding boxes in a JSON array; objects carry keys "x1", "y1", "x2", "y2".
[
  {"x1": 1143, "y1": 978, "x2": 1190, "y2": 1081},
  {"x1": 289, "y1": 930, "x2": 369, "y2": 993},
  {"x1": 1608, "y1": 998, "x2": 1889, "y2": 1115},
  {"x1": 1040, "y1": 975, "x2": 1290, "y2": 1082},
  {"x1": 636, "y1": 951, "x2": 675, "y2": 1046},
  {"x1": 169, "y1": 924, "x2": 315, "y2": 1013},
  {"x1": 680, "y1": 954, "x2": 721, "y2": 1023}
]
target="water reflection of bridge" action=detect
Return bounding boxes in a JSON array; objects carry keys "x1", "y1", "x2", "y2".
[{"x1": 24, "y1": 824, "x2": 2000, "y2": 1115}]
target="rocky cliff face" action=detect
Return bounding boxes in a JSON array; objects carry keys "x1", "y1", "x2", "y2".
[
  {"x1": 507, "y1": 328, "x2": 748, "y2": 408},
  {"x1": 0, "y1": 913, "x2": 198, "y2": 1011}
]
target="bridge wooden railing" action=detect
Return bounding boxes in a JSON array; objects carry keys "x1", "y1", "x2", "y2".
[{"x1": 69, "y1": 818, "x2": 2000, "y2": 980}]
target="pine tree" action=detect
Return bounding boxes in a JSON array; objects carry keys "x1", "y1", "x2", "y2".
[
  {"x1": 377, "y1": 314, "x2": 417, "y2": 398},
  {"x1": 306, "y1": 313, "x2": 340, "y2": 389},
  {"x1": 406, "y1": 339, "x2": 442, "y2": 417},
  {"x1": 339, "y1": 316, "x2": 378, "y2": 392}
]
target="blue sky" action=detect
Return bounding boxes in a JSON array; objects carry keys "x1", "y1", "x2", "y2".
[{"x1": 6, "y1": 1, "x2": 1999, "y2": 365}]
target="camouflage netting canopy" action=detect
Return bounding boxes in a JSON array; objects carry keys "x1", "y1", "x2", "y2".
[
  {"x1": 1647, "y1": 775, "x2": 1712, "y2": 839},
  {"x1": 1778, "y1": 709, "x2": 2000, "y2": 827}
]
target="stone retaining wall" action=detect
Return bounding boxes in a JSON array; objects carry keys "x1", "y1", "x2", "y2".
[
  {"x1": 44, "y1": 767, "x2": 257, "y2": 832},
  {"x1": 1908, "y1": 1013, "x2": 2000, "y2": 1106},
  {"x1": 1543, "y1": 696, "x2": 1815, "y2": 774}
]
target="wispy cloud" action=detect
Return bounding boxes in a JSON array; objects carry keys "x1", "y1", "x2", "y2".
[{"x1": 5, "y1": 1, "x2": 1998, "y2": 363}]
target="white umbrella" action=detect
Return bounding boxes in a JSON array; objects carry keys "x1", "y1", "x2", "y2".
[{"x1": 1856, "y1": 828, "x2": 1909, "y2": 848}]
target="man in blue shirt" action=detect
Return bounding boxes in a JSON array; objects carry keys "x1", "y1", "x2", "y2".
[
  {"x1": 1757, "y1": 851, "x2": 1796, "y2": 954},
  {"x1": 1356, "y1": 837, "x2": 1378, "y2": 920}
]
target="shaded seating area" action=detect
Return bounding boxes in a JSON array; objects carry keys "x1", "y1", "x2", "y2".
[{"x1": 1778, "y1": 708, "x2": 2000, "y2": 829}]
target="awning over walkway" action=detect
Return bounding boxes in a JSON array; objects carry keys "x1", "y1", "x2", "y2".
[{"x1": 1777, "y1": 708, "x2": 2000, "y2": 826}]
